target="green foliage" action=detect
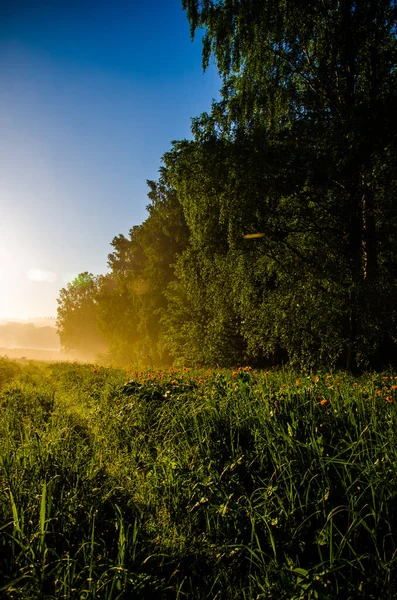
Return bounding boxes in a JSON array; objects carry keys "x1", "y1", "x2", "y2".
[
  {"x1": 162, "y1": 250, "x2": 246, "y2": 366},
  {"x1": 0, "y1": 356, "x2": 21, "y2": 390},
  {"x1": 56, "y1": 273, "x2": 107, "y2": 358},
  {"x1": 55, "y1": 1, "x2": 397, "y2": 370},
  {"x1": 161, "y1": 130, "x2": 353, "y2": 368},
  {"x1": 167, "y1": 0, "x2": 397, "y2": 369},
  {"x1": 93, "y1": 175, "x2": 189, "y2": 367},
  {"x1": 1, "y1": 360, "x2": 397, "y2": 597}
]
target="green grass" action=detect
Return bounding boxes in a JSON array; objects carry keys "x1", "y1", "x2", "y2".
[{"x1": 1, "y1": 357, "x2": 397, "y2": 598}]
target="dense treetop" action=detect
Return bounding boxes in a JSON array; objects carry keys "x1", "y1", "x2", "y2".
[{"x1": 57, "y1": 0, "x2": 397, "y2": 370}]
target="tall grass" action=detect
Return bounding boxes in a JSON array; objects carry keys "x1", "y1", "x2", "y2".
[{"x1": 0, "y1": 357, "x2": 396, "y2": 598}]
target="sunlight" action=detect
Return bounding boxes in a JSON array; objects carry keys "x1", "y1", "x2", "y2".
[
  {"x1": 0, "y1": 243, "x2": 59, "y2": 318},
  {"x1": 243, "y1": 232, "x2": 265, "y2": 239}
]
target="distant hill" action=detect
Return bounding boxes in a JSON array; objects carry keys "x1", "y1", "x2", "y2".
[
  {"x1": 0, "y1": 321, "x2": 60, "y2": 350},
  {"x1": 27, "y1": 317, "x2": 57, "y2": 328}
]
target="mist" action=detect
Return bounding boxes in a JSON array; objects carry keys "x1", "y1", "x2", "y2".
[
  {"x1": 0, "y1": 320, "x2": 98, "y2": 363},
  {"x1": 0, "y1": 321, "x2": 59, "y2": 350}
]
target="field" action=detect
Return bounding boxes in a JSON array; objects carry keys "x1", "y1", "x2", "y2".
[
  {"x1": 1, "y1": 357, "x2": 397, "y2": 599},
  {"x1": 0, "y1": 349, "x2": 75, "y2": 363}
]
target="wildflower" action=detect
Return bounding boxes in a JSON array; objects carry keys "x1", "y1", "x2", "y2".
[
  {"x1": 296, "y1": 380, "x2": 300, "y2": 387},
  {"x1": 392, "y1": 385, "x2": 397, "y2": 391},
  {"x1": 386, "y1": 396, "x2": 393, "y2": 403},
  {"x1": 171, "y1": 379, "x2": 178, "y2": 385},
  {"x1": 326, "y1": 375, "x2": 332, "y2": 380},
  {"x1": 320, "y1": 398, "x2": 327, "y2": 406},
  {"x1": 376, "y1": 390, "x2": 382, "y2": 397},
  {"x1": 313, "y1": 376, "x2": 319, "y2": 384}
]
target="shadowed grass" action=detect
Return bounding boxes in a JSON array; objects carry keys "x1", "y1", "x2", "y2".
[{"x1": 0, "y1": 359, "x2": 396, "y2": 598}]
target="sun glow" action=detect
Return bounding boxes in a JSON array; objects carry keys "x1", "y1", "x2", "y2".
[{"x1": 0, "y1": 233, "x2": 59, "y2": 319}]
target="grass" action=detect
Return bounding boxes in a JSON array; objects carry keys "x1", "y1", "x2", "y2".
[{"x1": 0, "y1": 356, "x2": 397, "y2": 598}]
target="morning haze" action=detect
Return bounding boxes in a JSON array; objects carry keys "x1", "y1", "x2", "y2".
[{"x1": 1, "y1": 2, "x2": 397, "y2": 596}]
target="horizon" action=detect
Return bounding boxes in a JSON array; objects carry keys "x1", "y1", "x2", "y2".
[{"x1": 0, "y1": 316, "x2": 56, "y2": 323}]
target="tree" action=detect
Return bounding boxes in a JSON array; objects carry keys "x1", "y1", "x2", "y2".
[
  {"x1": 174, "y1": 0, "x2": 397, "y2": 369},
  {"x1": 95, "y1": 174, "x2": 189, "y2": 366},
  {"x1": 162, "y1": 130, "x2": 347, "y2": 368},
  {"x1": 56, "y1": 273, "x2": 107, "y2": 358}
]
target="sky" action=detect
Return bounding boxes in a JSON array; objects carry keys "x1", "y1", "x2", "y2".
[{"x1": 0, "y1": 0, "x2": 220, "y2": 320}]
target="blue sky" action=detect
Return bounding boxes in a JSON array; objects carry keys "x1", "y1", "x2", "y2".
[{"x1": 0, "y1": 0, "x2": 220, "y2": 319}]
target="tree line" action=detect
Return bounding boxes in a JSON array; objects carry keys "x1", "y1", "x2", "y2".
[
  {"x1": 57, "y1": 0, "x2": 397, "y2": 371},
  {"x1": 0, "y1": 322, "x2": 60, "y2": 351}
]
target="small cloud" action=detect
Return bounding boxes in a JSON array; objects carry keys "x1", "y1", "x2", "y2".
[{"x1": 27, "y1": 269, "x2": 57, "y2": 283}]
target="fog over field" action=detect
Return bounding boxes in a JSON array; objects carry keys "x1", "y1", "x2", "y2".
[
  {"x1": 0, "y1": 319, "x2": 66, "y2": 361},
  {"x1": 0, "y1": 319, "x2": 105, "y2": 363},
  {"x1": 0, "y1": 319, "x2": 60, "y2": 350}
]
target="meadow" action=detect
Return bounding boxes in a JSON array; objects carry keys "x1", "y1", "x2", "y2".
[{"x1": 0, "y1": 357, "x2": 397, "y2": 599}]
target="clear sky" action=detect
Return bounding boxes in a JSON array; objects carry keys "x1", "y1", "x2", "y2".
[{"x1": 0, "y1": 0, "x2": 220, "y2": 320}]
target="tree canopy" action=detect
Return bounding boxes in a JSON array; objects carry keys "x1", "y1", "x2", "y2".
[{"x1": 57, "y1": 0, "x2": 397, "y2": 370}]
